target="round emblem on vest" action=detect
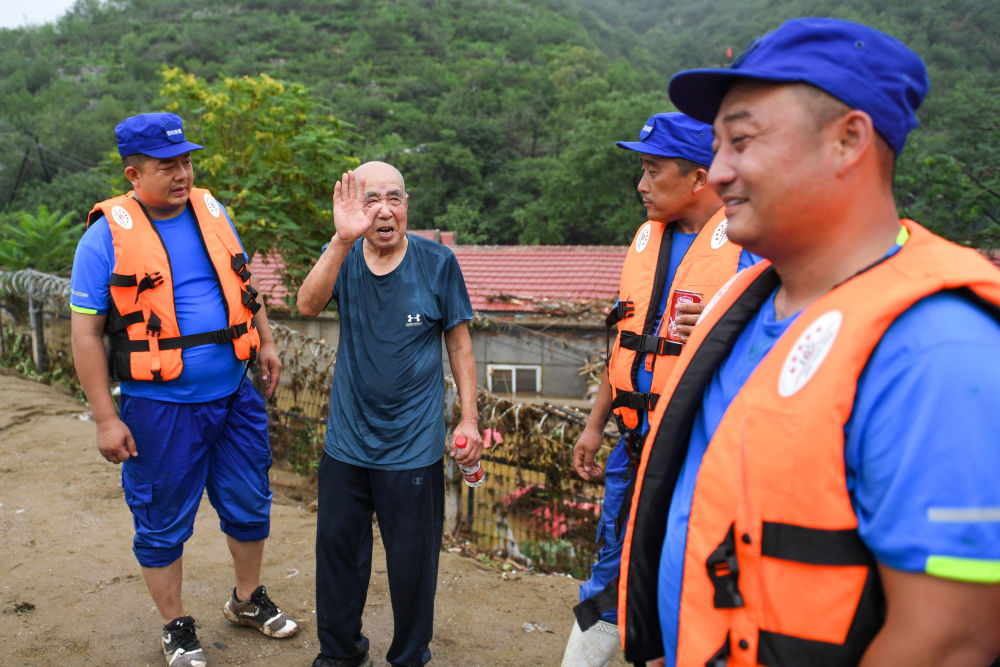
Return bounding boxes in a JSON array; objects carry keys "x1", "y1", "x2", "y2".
[
  {"x1": 204, "y1": 192, "x2": 221, "y2": 218},
  {"x1": 778, "y1": 309, "x2": 842, "y2": 397},
  {"x1": 635, "y1": 222, "x2": 652, "y2": 253},
  {"x1": 110, "y1": 205, "x2": 133, "y2": 230},
  {"x1": 710, "y1": 219, "x2": 729, "y2": 250}
]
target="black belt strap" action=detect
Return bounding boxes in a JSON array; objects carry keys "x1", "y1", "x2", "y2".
[
  {"x1": 619, "y1": 330, "x2": 682, "y2": 357},
  {"x1": 107, "y1": 310, "x2": 144, "y2": 336},
  {"x1": 111, "y1": 322, "x2": 250, "y2": 352},
  {"x1": 109, "y1": 273, "x2": 137, "y2": 287},
  {"x1": 611, "y1": 390, "x2": 659, "y2": 412}
]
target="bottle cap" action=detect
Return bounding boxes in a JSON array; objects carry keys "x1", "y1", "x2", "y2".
[{"x1": 454, "y1": 435, "x2": 467, "y2": 448}]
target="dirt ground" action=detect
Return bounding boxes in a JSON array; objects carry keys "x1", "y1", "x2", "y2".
[{"x1": 0, "y1": 368, "x2": 625, "y2": 666}]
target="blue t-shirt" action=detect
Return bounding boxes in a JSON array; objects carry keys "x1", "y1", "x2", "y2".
[
  {"x1": 324, "y1": 234, "x2": 474, "y2": 470},
  {"x1": 657, "y1": 276, "x2": 1000, "y2": 663},
  {"x1": 70, "y1": 205, "x2": 246, "y2": 403}
]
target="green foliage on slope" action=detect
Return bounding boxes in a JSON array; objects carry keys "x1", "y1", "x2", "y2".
[{"x1": 1, "y1": 0, "x2": 997, "y2": 263}]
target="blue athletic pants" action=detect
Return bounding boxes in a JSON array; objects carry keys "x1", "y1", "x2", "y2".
[
  {"x1": 315, "y1": 454, "x2": 444, "y2": 667},
  {"x1": 120, "y1": 380, "x2": 272, "y2": 567}
]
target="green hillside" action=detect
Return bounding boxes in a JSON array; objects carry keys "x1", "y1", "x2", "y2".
[{"x1": 1, "y1": 0, "x2": 997, "y2": 264}]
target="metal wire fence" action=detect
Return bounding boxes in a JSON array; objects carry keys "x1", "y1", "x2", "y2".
[{"x1": 0, "y1": 268, "x2": 617, "y2": 577}]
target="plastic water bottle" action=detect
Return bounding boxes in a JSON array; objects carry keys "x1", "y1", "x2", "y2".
[{"x1": 453, "y1": 435, "x2": 485, "y2": 487}]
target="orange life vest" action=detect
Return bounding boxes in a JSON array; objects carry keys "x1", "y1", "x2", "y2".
[
  {"x1": 87, "y1": 188, "x2": 261, "y2": 382},
  {"x1": 606, "y1": 207, "x2": 742, "y2": 432},
  {"x1": 618, "y1": 220, "x2": 1000, "y2": 665}
]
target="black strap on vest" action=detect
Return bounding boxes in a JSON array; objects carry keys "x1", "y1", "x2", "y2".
[
  {"x1": 622, "y1": 267, "x2": 780, "y2": 663},
  {"x1": 605, "y1": 300, "x2": 635, "y2": 328},
  {"x1": 610, "y1": 390, "x2": 658, "y2": 412},
  {"x1": 145, "y1": 312, "x2": 162, "y2": 337},
  {"x1": 241, "y1": 287, "x2": 262, "y2": 314},
  {"x1": 108, "y1": 273, "x2": 136, "y2": 287},
  {"x1": 705, "y1": 522, "x2": 745, "y2": 609},
  {"x1": 760, "y1": 522, "x2": 871, "y2": 565},
  {"x1": 110, "y1": 322, "x2": 251, "y2": 353},
  {"x1": 754, "y1": 522, "x2": 886, "y2": 667},
  {"x1": 628, "y1": 228, "x2": 675, "y2": 389},
  {"x1": 110, "y1": 271, "x2": 165, "y2": 302},
  {"x1": 619, "y1": 331, "x2": 682, "y2": 357},
  {"x1": 231, "y1": 253, "x2": 252, "y2": 282},
  {"x1": 106, "y1": 310, "x2": 144, "y2": 336}
]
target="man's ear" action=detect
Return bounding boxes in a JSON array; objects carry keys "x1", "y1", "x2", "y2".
[
  {"x1": 124, "y1": 165, "x2": 140, "y2": 189},
  {"x1": 833, "y1": 109, "x2": 875, "y2": 176},
  {"x1": 690, "y1": 167, "x2": 710, "y2": 194}
]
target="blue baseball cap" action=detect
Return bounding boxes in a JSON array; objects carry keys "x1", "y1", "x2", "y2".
[
  {"x1": 115, "y1": 112, "x2": 204, "y2": 159},
  {"x1": 668, "y1": 17, "x2": 929, "y2": 155},
  {"x1": 616, "y1": 112, "x2": 714, "y2": 168}
]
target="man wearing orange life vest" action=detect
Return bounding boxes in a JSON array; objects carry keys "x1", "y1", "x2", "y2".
[
  {"x1": 562, "y1": 113, "x2": 760, "y2": 666},
  {"x1": 619, "y1": 18, "x2": 1000, "y2": 667},
  {"x1": 70, "y1": 113, "x2": 298, "y2": 667}
]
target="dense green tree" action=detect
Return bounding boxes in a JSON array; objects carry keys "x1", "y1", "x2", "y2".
[
  {"x1": 154, "y1": 68, "x2": 356, "y2": 290},
  {"x1": 0, "y1": 0, "x2": 997, "y2": 248}
]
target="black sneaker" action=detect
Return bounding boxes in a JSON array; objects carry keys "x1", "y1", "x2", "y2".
[
  {"x1": 223, "y1": 585, "x2": 299, "y2": 638},
  {"x1": 312, "y1": 651, "x2": 373, "y2": 667},
  {"x1": 162, "y1": 616, "x2": 207, "y2": 667}
]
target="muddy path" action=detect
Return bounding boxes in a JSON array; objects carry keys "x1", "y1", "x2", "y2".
[{"x1": 0, "y1": 369, "x2": 622, "y2": 666}]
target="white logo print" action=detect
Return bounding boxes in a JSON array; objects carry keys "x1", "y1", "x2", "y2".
[
  {"x1": 710, "y1": 219, "x2": 729, "y2": 250},
  {"x1": 166, "y1": 128, "x2": 183, "y2": 137},
  {"x1": 204, "y1": 193, "x2": 221, "y2": 218},
  {"x1": 778, "y1": 310, "x2": 842, "y2": 397},
  {"x1": 635, "y1": 223, "x2": 652, "y2": 253},
  {"x1": 406, "y1": 314, "x2": 422, "y2": 327},
  {"x1": 110, "y1": 205, "x2": 133, "y2": 230}
]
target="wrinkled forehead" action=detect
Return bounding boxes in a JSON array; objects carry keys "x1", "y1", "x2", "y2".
[{"x1": 355, "y1": 162, "x2": 406, "y2": 195}]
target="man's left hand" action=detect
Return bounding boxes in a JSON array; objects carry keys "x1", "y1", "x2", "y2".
[
  {"x1": 450, "y1": 421, "x2": 483, "y2": 465},
  {"x1": 257, "y1": 342, "x2": 282, "y2": 399},
  {"x1": 673, "y1": 301, "x2": 706, "y2": 343}
]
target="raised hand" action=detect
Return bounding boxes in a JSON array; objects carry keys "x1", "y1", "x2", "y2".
[{"x1": 332, "y1": 170, "x2": 379, "y2": 243}]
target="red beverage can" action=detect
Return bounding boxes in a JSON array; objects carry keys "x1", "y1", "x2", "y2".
[{"x1": 665, "y1": 289, "x2": 703, "y2": 343}]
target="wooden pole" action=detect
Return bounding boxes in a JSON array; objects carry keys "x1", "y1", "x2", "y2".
[{"x1": 28, "y1": 295, "x2": 47, "y2": 373}]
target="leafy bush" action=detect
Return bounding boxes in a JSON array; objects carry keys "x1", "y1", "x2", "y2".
[{"x1": 0, "y1": 206, "x2": 77, "y2": 275}]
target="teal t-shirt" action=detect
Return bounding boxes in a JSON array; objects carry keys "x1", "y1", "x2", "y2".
[{"x1": 324, "y1": 234, "x2": 473, "y2": 469}]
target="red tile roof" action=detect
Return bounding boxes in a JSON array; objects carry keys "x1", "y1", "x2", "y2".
[
  {"x1": 453, "y1": 245, "x2": 625, "y2": 313},
  {"x1": 249, "y1": 250, "x2": 291, "y2": 308}
]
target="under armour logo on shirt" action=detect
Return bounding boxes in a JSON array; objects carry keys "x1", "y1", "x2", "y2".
[{"x1": 406, "y1": 314, "x2": 422, "y2": 327}]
